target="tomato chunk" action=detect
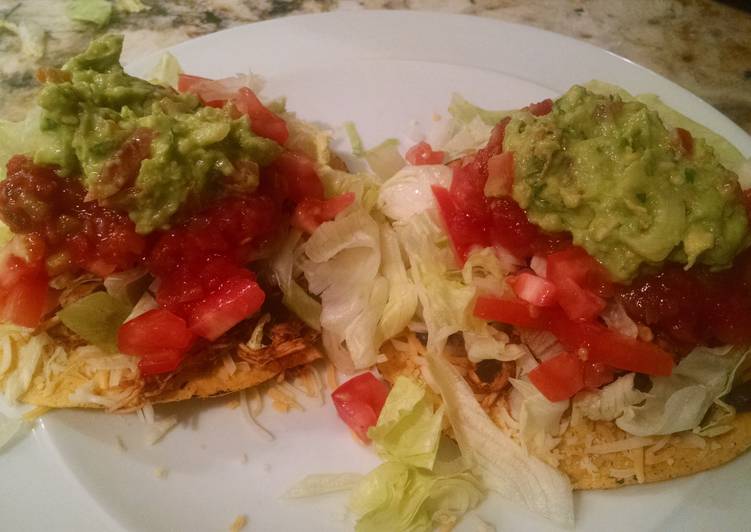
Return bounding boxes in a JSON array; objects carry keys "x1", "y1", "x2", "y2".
[
  {"x1": 474, "y1": 296, "x2": 551, "y2": 329},
  {"x1": 292, "y1": 192, "x2": 355, "y2": 234},
  {"x1": 118, "y1": 309, "x2": 195, "y2": 357},
  {"x1": 675, "y1": 127, "x2": 694, "y2": 157},
  {"x1": 234, "y1": 87, "x2": 289, "y2": 145},
  {"x1": 264, "y1": 151, "x2": 324, "y2": 204},
  {"x1": 484, "y1": 152, "x2": 514, "y2": 197},
  {"x1": 331, "y1": 373, "x2": 389, "y2": 442},
  {"x1": 432, "y1": 185, "x2": 486, "y2": 262},
  {"x1": 547, "y1": 314, "x2": 674, "y2": 376},
  {"x1": 405, "y1": 141, "x2": 445, "y2": 165},
  {"x1": 526, "y1": 98, "x2": 554, "y2": 116},
  {"x1": 507, "y1": 272, "x2": 557, "y2": 307},
  {"x1": 546, "y1": 246, "x2": 610, "y2": 320},
  {"x1": 188, "y1": 276, "x2": 265, "y2": 340},
  {"x1": 138, "y1": 349, "x2": 185, "y2": 376},
  {"x1": 528, "y1": 351, "x2": 584, "y2": 402},
  {"x1": 583, "y1": 361, "x2": 615, "y2": 389}
]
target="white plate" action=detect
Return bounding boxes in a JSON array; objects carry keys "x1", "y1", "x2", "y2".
[{"x1": 5, "y1": 11, "x2": 751, "y2": 532}]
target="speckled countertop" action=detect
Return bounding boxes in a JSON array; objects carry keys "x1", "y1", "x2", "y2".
[{"x1": 0, "y1": 0, "x2": 750, "y2": 133}]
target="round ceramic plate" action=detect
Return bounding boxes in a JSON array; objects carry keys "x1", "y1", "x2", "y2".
[{"x1": 9, "y1": 10, "x2": 751, "y2": 532}]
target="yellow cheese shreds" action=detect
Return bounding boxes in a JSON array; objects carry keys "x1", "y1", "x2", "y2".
[{"x1": 229, "y1": 515, "x2": 247, "y2": 532}]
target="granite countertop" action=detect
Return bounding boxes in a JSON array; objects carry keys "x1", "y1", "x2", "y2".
[{"x1": 0, "y1": 0, "x2": 749, "y2": 134}]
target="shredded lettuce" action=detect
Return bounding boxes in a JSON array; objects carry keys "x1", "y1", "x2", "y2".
[
  {"x1": 349, "y1": 461, "x2": 484, "y2": 532},
  {"x1": 103, "y1": 268, "x2": 150, "y2": 304},
  {"x1": 508, "y1": 378, "x2": 569, "y2": 461},
  {"x1": 284, "y1": 473, "x2": 364, "y2": 498},
  {"x1": 284, "y1": 114, "x2": 332, "y2": 167},
  {"x1": 365, "y1": 139, "x2": 405, "y2": 181},
  {"x1": 58, "y1": 292, "x2": 132, "y2": 350},
  {"x1": 0, "y1": 107, "x2": 74, "y2": 180},
  {"x1": 114, "y1": 0, "x2": 149, "y2": 12},
  {"x1": 2, "y1": 330, "x2": 50, "y2": 404},
  {"x1": 0, "y1": 20, "x2": 46, "y2": 60},
  {"x1": 574, "y1": 373, "x2": 647, "y2": 422},
  {"x1": 378, "y1": 164, "x2": 452, "y2": 221},
  {"x1": 147, "y1": 52, "x2": 182, "y2": 89},
  {"x1": 368, "y1": 376, "x2": 445, "y2": 469},
  {"x1": 344, "y1": 121, "x2": 365, "y2": 158},
  {"x1": 448, "y1": 93, "x2": 511, "y2": 127},
  {"x1": 302, "y1": 208, "x2": 385, "y2": 370},
  {"x1": 272, "y1": 230, "x2": 322, "y2": 331},
  {"x1": 616, "y1": 345, "x2": 750, "y2": 436},
  {"x1": 66, "y1": 0, "x2": 113, "y2": 27},
  {"x1": 395, "y1": 212, "x2": 474, "y2": 355},
  {"x1": 377, "y1": 225, "x2": 418, "y2": 340},
  {"x1": 427, "y1": 350, "x2": 574, "y2": 527}
]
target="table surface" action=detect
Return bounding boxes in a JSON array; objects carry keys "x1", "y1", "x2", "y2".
[{"x1": 0, "y1": 0, "x2": 750, "y2": 134}]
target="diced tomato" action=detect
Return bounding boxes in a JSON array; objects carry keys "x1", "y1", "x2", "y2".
[
  {"x1": 507, "y1": 272, "x2": 557, "y2": 307},
  {"x1": 264, "y1": 151, "x2": 324, "y2": 204},
  {"x1": 484, "y1": 152, "x2": 514, "y2": 197},
  {"x1": 118, "y1": 309, "x2": 195, "y2": 357},
  {"x1": 583, "y1": 361, "x2": 615, "y2": 389},
  {"x1": 675, "y1": 127, "x2": 694, "y2": 157},
  {"x1": 545, "y1": 246, "x2": 611, "y2": 320},
  {"x1": 138, "y1": 349, "x2": 185, "y2": 377},
  {"x1": 188, "y1": 276, "x2": 265, "y2": 340},
  {"x1": 292, "y1": 192, "x2": 355, "y2": 234},
  {"x1": 486, "y1": 196, "x2": 542, "y2": 259},
  {"x1": 478, "y1": 118, "x2": 510, "y2": 164},
  {"x1": 0, "y1": 238, "x2": 49, "y2": 328},
  {"x1": 526, "y1": 98, "x2": 554, "y2": 116},
  {"x1": 432, "y1": 185, "x2": 486, "y2": 262},
  {"x1": 546, "y1": 314, "x2": 674, "y2": 376},
  {"x1": 331, "y1": 373, "x2": 389, "y2": 442},
  {"x1": 474, "y1": 296, "x2": 551, "y2": 329},
  {"x1": 405, "y1": 141, "x2": 445, "y2": 165},
  {"x1": 234, "y1": 87, "x2": 289, "y2": 145},
  {"x1": 528, "y1": 351, "x2": 584, "y2": 402},
  {"x1": 553, "y1": 276, "x2": 606, "y2": 321},
  {"x1": 177, "y1": 74, "x2": 230, "y2": 107},
  {"x1": 177, "y1": 74, "x2": 209, "y2": 93}
]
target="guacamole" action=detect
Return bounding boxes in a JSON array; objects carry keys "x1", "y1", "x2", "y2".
[
  {"x1": 34, "y1": 35, "x2": 282, "y2": 233},
  {"x1": 505, "y1": 85, "x2": 749, "y2": 281}
]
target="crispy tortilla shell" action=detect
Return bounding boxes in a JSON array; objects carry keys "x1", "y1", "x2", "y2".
[
  {"x1": 378, "y1": 342, "x2": 751, "y2": 490},
  {"x1": 21, "y1": 314, "x2": 321, "y2": 411}
]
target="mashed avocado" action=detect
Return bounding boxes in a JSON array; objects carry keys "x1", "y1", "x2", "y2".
[
  {"x1": 35, "y1": 35, "x2": 282, "y2": 233},
  {"x1": 505, "y1": 85, "x2": 749, "y2": 281}
]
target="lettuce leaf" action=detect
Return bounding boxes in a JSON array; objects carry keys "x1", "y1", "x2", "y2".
[
  {"x1": 573, "y1": 373, "x2": 647, "y2": 422},
  {"x1": 427, "y1": 349, "x2": 574, "y2": 527},
  {"x1": 284, "y1": 473, "x2": 364, "y2": 498},
  {"x1": 377, "y1": 164, "x2": 452, "y2": 221},
  {"x1": 302, "y1": 207, "x2": 385, "y2": 370},
  {"x1": 368, "y1": 376, "x2": 444, "y2": 469},
  {"x1": 58, "y1": 292, "x2": 132, "y2": 350},
  {"x1": 395, "y1": 212, "x2": 474, "y2": 355},
  {"x1": 616, "y1": 345, "x2": 749, "y2": 436},
  {"x1": 66, "y1": 0, "x2": 113, "y2": 27},
  {"x1": 508, "y1": 378, "x2": 569, "y2": 461},
  {"x1": 147, "y1": 52, "x2": 182, "y2": 89},
  {"x1": 448, "y1": 93, "x2": 511, "y2": 127},
  {"x1": 377, "y1": 224, "x2": 418, "y2": 340},
  {"x1": 365, "y1": 139, "x2": 405, "y2": 181},
  {"x1": 0, "y1": 108, "x2": 74, "y2": 180},
  {"x1": 349, "y1": 461, "x2": 483, "y2": 532}
]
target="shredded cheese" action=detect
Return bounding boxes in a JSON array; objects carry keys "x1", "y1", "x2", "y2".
[
  {"x1": 154, "y1": 467, "x2": 168, "y2": 479},
  {"x1": 269, "y1": 384, "x2": 304, "y2": 411},
  {"x1": 586, "y1": 437, "x2": 654, "y2": 455},
  {"x1": 22, "y1": 406, "x2": 50, "y2": 422},
  {"x1": 240, "y1": 390, "x2": 273, "y2": 441},
  {"x1": 326, "y1": 362, "x2": 338, "y2": 390},
  {"x1": 229, "y1": 515, "x2": 247, "y2": 532},
  {"x1": 630, "y1": 447, "x2": 645, "y2": 483}
]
